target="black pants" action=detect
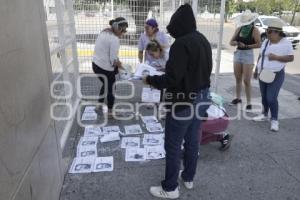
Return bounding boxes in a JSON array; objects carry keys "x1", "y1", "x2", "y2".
[{"x1": 92, "y1": 63, "x2": 116, "y2": 109}]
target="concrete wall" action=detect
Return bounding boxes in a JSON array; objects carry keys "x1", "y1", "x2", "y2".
[{"x1": 0, "y1": 0, "x2": 63, "y2": 199}]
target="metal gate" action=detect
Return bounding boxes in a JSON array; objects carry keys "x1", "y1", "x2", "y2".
[{"x1": 73, "y1": 0, "x2": 225, "y2": 75}]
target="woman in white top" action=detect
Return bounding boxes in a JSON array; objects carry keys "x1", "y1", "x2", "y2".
[
  {"x1": 92, "y1": 17, "x2": 128, "y2": 115},
  {"x1": 253, "y1": 21, "x2": 294, "y2": 131}
]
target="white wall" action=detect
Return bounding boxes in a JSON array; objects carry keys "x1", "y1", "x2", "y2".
[{"x1": 0, "y1": 0, "x2": 63, "y2": 199}]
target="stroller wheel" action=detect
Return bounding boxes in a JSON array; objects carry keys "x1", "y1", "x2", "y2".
[{"x1": 219, "y1": 134, "x2": 233, "y2": 151}]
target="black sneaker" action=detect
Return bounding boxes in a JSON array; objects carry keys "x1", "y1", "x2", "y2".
[
  {"x1": 229, "y1": 98, "x2": 242, "y2": 105},
  {"x1": 219, "y1": 134, "x2": 233, "y2": 151},
  {"x1": 246, "y1": 104, "x2": 252, "y2": 110}
]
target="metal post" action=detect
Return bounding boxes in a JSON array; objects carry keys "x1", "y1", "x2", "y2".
[
  {"x1": 111, "y1": 0, "x2": 114, "y2": 18},
  {"x1": 160, "y1": 0, "x2": 164, "y2": 25},
  {"x1": 213, "y1": 0, "x2": 225, "y2": 93},
  {"x1": 192, "y1": 0, "x2": 198, "y2": 19}
]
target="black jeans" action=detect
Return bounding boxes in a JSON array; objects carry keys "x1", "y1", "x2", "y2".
[{"x1": 92, "y1": 63, "x2": 116, "y2": 109}]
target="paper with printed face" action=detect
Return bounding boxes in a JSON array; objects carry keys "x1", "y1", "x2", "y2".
[
  {"x1": 121, "y1": 137, "x2": 140, "y2": 148},
  {"x1": 125, "y1": 148, "x2": 146, "y2": 162},
  {"x1": 134, "y1": 63, "x2": 163, "y2": 78},
  {"x1": 77, "y1": 136, "x2": 98, "y2": 149},
  {"x1": 69, "y1": 157, "x2": 95, "y2": 173},
  {"x1": 81, "y1": 106, "x2": 98, "y2": 121},
  {"x1": 84, "y1": 126, "x2": 103, "y2": 137},
  {"x1": 77, "y1": 146, "x2": 97, "y2": 158},
  {"x1": 141, "y1": 88, "x2": 161, "y2": 103},
  {"x1": 140, "y1": 115, "x2": 158, "y2": 124},
  {"x1": 93, "y1": 157, "x2": 114, "y2": 172},
  {"x1": 146, "y1": 146, "x2": 165, "y2": 160},
  {"x1": 143, "y1": 134, "x2": 164, "y2": 146},
  {"x1": 145, "y1": 123, "x2": 164, "y2": 133},
  {"x1": 124, "y1": 124, "x2": 143, "y2": 135},
  {"x1": 102, "y1": 126, "x2": 120, "y2": 135}
]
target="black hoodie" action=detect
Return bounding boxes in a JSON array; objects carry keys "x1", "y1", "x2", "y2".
[{"x1": 147, "y1": 4, "x2": 212, "y2": 109}]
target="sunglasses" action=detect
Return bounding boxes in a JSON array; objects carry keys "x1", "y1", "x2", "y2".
[{"x1": 266, "y1": 29, "x2": 279, "y2": 34}]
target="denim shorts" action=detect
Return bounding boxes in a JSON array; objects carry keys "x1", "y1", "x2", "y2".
[{"x1": 233, "y1": 49, "x2": 254, "y2": 65}]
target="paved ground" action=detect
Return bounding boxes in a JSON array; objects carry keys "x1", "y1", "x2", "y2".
[{"x1": 59, "y1": 71, "x2": 300, "y2": 200}]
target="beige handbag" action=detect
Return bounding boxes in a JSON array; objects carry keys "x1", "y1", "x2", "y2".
[
  {"x1": 258, "y1": 40, "x2": 275, "y2": 83},
  {"x1": 259, "y1": 69, "x2": 275, "y2": 83}
]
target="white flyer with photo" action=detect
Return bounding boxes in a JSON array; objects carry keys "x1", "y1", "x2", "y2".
[
  {"x1": 146, "y1": 146, "x2": 165, "y2": 160},
  {"x1": 141, "y1": 87, "x2": 161, "y2": 103},
  {"x1": 140, "y1": 115, "x2": 158, "y2": 124},
  {"x1": 81, "y1": 112, "x2": 98, "y2": 121},
  {"x1": 81, "y1": 106, "x2": 98, "y2": 121},
  {"x1": 125, "y1": 148, "x2": 146, "y2": 162},
  {"x1": 124, "y1": 124, "x2": 143, "y2": 135},
  {"x1": 134, "y1": 63, "x2": 163, "y2": 78},
  {"x1": 77, "y1": 146, "x2": 98, "y2": 158},
  {"x1": 143, "y1": 134, "x2": 164, "y2": 146},
  {"x1": 84, "y1": 126, "x2": 103, "y2": 137},
  {"x1": 102, "y1": 126, "x2": 120, "y2": 135},
  {"x1": 77, "y1": 136, "x2": 98, "y2": 148},
  {"x1": 93, "y1": 156, "x2": 114, "y2": 172},
  {"x1": 100, "y1": 131, "x2": 120, "y2": 143},
  {"x1": 69, "y1": 157, "x2": 95, "y2": 173},
  {"x1": 83, "y1": 106, "x2": 96, "y2": 113},
  {"x1": 121, "y1": 137, "x2": 140, "y2": 148},
  {"x1": 145, "y1": 123, "x2": 164, "y2": 133}
]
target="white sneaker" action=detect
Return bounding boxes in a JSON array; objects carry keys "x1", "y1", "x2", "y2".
[
  {"x1": 179, "y1": 170, "x2": 194, "y2": 189},
  {"x1": 252, "y1": 114, "x2": 268, "y2": 122},
  {"x1": 270, "y1": 120, "x2": 279, "y2": 132},
  {"x1": 149, "y1": 186, "x2": 179, "y2": 199}
]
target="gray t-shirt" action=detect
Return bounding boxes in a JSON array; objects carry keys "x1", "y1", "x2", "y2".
[{"x1": 93, "y1": 31, "x2": 119, "y2": 71}]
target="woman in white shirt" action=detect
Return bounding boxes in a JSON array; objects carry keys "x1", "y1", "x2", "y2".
[
  {"x1": 92, "y1": 17, "x2": 128, "y2": 116},
  {"x1": 253, "y1": 21, "x2": 294, "y2": 131}
]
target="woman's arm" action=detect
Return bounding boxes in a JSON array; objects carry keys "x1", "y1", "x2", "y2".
[
  {"x1": 268, "y1": 54, "x2": 294, "y2": 63},
  {"x1": 247, "y1": 27, "x2": 261, "y2": 49},
  {"x1": 138, "y1": 51, "x2": 144, "y2": 63},
  {"x1": 229, "y1": 28, "x2": 240, "y2": 46}
]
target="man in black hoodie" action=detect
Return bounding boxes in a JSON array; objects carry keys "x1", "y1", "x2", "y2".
[{"x1": 144, "y1": 4, "x2": 212, "y2": 199}]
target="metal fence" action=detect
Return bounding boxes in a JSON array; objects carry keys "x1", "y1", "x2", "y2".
[
  {"x1": 44, "y1": 0, "x2": 80, "y2": 148},
  {"x1": 73, "y1": 0, "x2": 225, "y2": 74}
]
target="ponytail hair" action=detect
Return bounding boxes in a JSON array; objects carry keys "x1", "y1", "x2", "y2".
[{"x1": 146, "y1": 39, "x2": 163, "y2": 52}]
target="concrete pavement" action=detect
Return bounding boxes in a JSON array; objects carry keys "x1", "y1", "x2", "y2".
[{"x1": 60, "y1": 70, "x2": 300, "y2": 200}]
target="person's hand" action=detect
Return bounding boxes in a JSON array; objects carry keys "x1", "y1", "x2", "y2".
[
  {"x1": 253, "y1": 67, "x2": 258, "y2": 80},
  {"x1": 253, "y1": 71, "x2": 258, "y2": 80},
  {"x1": 114, "y1": 60, "x2": 123, "y2": 69},
  {"x1": 268, "y1": 53, "x2": 278, "y2": 61},
  {"x1": 142, "y1": 76, "x2": 149, "y2": 85},
  {"x1": 238, "y1": 42, "x2": 246, "y2": 48}
]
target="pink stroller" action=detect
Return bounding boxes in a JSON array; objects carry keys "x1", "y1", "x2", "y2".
[{"x1": 198, "y1": 108, "x2": 232, "y2": 151}]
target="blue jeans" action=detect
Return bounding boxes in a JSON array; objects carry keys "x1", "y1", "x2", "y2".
[
  {"x1": 259, "y1": 69, "x2": 285, "y2": 120},
  {"x1": 161, "y1": 88, "x2": 210, "y2": 191}
]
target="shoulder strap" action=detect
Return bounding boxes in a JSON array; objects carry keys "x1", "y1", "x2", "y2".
[{"x1": 260, "y1": 40, "x2": 269, "y2": 71}]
